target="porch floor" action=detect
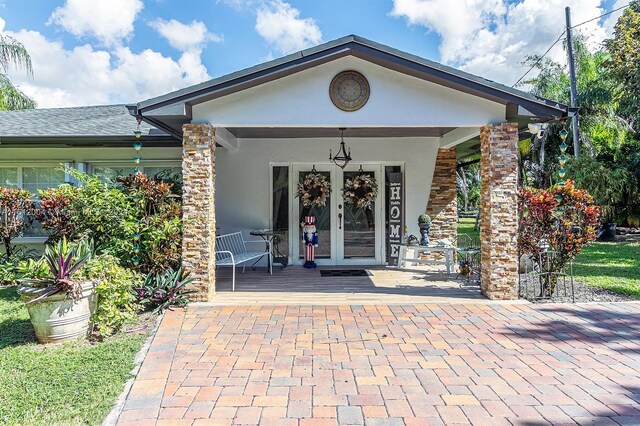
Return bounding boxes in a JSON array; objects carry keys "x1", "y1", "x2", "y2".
[{"x1": 209, "y1": 266, "x2": 503, "y2": 305}]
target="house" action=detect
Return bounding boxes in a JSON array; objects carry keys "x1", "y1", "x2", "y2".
[{"x1": 0, "y1": 35, "x2": 567, "y2": 301}]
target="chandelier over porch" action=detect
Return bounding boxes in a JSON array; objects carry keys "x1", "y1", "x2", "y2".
[{"x1": 329, "y1": 128, "x2": 352, "y2": 169}]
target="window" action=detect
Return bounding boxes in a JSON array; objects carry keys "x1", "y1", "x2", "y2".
[
  {"x1": 0, "y1": 166, "x2": 67, "y2": 239},
  {"x1": 88, "y1": 164, "x2": 182, "y2": 182},
  {"x1": 272, "y1": 166, "x2": 289, "y2": 261},
  {"x1": 143, "y1": 166, "x2": 182, "y2": 180},
  {"x1": 0, "y1": 168, "x2": 18, "y2": 188},
  {"x1": 22, "y1": 167, "x2": 66, "y2": 194}
]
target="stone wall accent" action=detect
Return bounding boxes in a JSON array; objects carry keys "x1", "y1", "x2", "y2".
[
  {"x1": 182, "y1": 124, "x2": 216, "y2": 302},
  {"x1": 426, "y1": 148, "x2": 458, "y2": 244},
  {"x1": 480, "y1": 123, "x2": 518, "y2": 300}
]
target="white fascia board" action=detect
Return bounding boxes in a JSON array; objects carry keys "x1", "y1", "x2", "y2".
[
  {"x1": 439, "y1": 127, "x2": 480, "y2": 149},
  {"x1": 215, "y1": 127, "x2": 239, "y2": 152}
]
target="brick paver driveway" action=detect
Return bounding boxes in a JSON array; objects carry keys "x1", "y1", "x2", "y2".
[{"x1": 117, "y1": 303, "x2": 640, "y2": 425}]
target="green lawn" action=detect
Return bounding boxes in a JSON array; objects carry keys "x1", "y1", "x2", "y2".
[
  {"x1": 0, "y1": 286, "x2": 148, "y2": 425},
  {"x1": 457, "y1": 217, "x2": 480, "y2": 240},
  {"x1": 457, "y1": 218, "x2": 640, "y2": 298},
  {"x1": 572, "y1": 242, "x2": 640, "y2": 298}
]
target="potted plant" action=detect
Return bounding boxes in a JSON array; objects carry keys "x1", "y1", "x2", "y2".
[
  {"x1": 17, "y1": 238, "x2": 97, "y2": 343},
  {"x1": 418, "y1": 214, "x2": 431, "y2": 246}
]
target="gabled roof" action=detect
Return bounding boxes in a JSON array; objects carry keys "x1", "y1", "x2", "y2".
[
  {"x1": 129, "y1": 35, "x2": 568, "y2": 136},
  {"x1": 0, "y1": 104, "x2": 174, "y2": 146}
]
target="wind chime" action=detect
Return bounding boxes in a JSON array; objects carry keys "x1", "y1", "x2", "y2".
[
  {"x1": 553, "y1": 126, "x2": 570, "y2": 218},
  {"x1": 132, "y1": 119, "x2": 143, "y2": 267}
]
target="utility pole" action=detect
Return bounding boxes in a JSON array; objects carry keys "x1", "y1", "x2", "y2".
[{"x1": 565, "y1": 6, "x2": 581, "y2": 158}]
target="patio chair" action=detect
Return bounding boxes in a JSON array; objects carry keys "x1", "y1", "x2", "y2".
[{"x1": 215, "y1": 232, "x2": 272, "y2": 291}]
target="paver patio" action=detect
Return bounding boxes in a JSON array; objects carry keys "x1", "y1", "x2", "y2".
[{"x1": 116, "y1": 302, "x2": 640, "y2": 425}]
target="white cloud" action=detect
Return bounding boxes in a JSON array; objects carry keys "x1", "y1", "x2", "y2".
[
  {"x1": 3, "y1": 25, "x2": 210, "y2": 108},
  {"x1": 255, "y1": 0, "x2": 322, "y2": 54},
  {"x1": 217, "y1": 0, "x2": 255, "y2": 10},
  {"x1": 149, "y1": 19, "x2": 222, "y2": 53},
  {"x1": 391, "y1": 0, "x2": 614, "y2": 86},
  {"x1": 48, "y1": 0, "x2": 143, "y2": 47},
  {"x1": 603, "y1": 0, "x2": 629, "y2": 34}
]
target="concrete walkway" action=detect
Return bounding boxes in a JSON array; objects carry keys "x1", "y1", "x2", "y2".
[{"x1": 117, "y1": 302, "x2": 640, "y2": 425}]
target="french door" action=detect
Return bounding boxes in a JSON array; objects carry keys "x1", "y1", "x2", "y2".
[{"x1": 291, "y1": 164, "x2": 384, "y2": 265}]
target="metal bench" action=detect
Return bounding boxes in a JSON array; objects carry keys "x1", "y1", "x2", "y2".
[{"x1": 215, "y1": 232, "x2": 272, "y2": 291}]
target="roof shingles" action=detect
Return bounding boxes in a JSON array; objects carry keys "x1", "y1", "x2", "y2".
[{"x1": 0, "y1": 104, "x2": 167, "y2": 138}]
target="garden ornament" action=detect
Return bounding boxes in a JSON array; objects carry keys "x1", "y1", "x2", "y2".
[{"x1": 301, "y1": 216, "x2": 318, "y2": 269}]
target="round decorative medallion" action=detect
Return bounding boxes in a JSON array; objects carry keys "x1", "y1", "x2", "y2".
[{"x1": 329, "y1": 70, "x2": 370, "y2": 112}]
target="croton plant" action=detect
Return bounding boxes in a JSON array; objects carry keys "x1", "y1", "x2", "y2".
[{"x1": 518, "y1": 180, "x2": 600, "y2": 295}]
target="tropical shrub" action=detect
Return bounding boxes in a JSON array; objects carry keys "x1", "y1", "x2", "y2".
[
  {"x1": 35, "y1": 184, "x2": 78, "y2": 243},
  {"x1": 518, "y1": 181, "x2": 600, "y2": 295},
  {"x1": 134, "y1": 267, "x2": 193, "y2": 313},
  {"x1": 0, "y1": 187, "x2": 35, "y2": 258},
  {"x1": 65, "y1": 170, "x2": 134, "y2": 252},
  {"x1": 80, "y1": 254, "x2": 142, "y2": 337},
  {"x1": 117, "y1": 173, "x2": 182, "y2": 272},
  {"x1": 566, "y1": 156, "x2": 634, "y2": 223},
  {"x1": 0, "y1": 247, "x2": 40, "y2": 285},
  {"x1": 16, "y1": 257, "x2": 49, "y2": 281},
  {"x1": 31, "y1": 171, "x2": 182, "y2": 273}
]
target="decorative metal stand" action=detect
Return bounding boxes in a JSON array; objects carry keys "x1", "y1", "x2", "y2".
[
  {"x1": 519, "y1": 251, "x2": 575, "y2": 302},
  {"x1": 456, "y1": 234, "x2": 481, "y2": 284}
]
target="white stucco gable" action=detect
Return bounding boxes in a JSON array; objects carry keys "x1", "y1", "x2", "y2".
[{"x1": 192, "y1": 56, "x2": 506, "y2": 128}]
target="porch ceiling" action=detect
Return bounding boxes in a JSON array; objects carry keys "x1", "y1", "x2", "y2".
[{"x1": 226, "y1": 126, "x2": 455, "y2": 139}]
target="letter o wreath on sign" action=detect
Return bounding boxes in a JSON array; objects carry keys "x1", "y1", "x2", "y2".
[{"x1": 390, "y1": 205, "x2": 401, "y2": 219}]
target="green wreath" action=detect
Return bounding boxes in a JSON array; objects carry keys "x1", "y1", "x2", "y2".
[
  {"x1": 342, "y1": 174, "x2": 378, "y2": 209},
  {"x1": 297, "y1": 173, "x2": 331, "y2": 208}
]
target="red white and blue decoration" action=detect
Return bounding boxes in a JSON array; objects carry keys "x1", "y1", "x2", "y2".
[{"x1": 301, "y1": 216, "x2": 318, "y2": 269}]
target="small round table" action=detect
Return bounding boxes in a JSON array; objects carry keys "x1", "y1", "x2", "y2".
[{"x1": 249, "y1": 229, "x2": 287, "y2": 269}]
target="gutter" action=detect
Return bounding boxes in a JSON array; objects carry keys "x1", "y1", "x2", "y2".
[{"x1": 127, "y1": 105, "x2": 183, "y2": 140}]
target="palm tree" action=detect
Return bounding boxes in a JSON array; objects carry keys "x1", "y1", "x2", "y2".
[{"x1": 0, "y1": 34, "x2": 35, "y2": 110}]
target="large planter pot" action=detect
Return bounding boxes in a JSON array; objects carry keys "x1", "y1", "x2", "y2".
[
  {"x1": 597, "y1": 223, "x2": 617, "y2": 242},
  {"x1": 17, "y1": 281, "x2": 97, "y2": 344}
]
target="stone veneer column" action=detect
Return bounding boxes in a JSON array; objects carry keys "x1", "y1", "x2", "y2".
[
  {"x1": 182, "y1": 124, "x2": 216, "y2": 302},
  {"x1": 480, "y1": 123, "x2": 518, "y2": 300},
  {"x1": 426, "y1": 148, "x2": 458, "y2": 244}
]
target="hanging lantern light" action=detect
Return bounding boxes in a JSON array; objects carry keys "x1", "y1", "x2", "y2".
[{"x1": 329, "y1": 128, "x2": 352, "y2": 169}]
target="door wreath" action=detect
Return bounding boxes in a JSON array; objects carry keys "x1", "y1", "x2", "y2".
[
  {"x1": 297, "y1": 173, "x2": 331, "y2": 207},
  {"x1": 342, "y1": 174, "x2": 378, "y2": 209}
]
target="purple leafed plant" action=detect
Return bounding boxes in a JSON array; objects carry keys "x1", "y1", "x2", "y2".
[
  {"x1": 133, "y1": 267, "x2": 194, "y2": 313},
  {"x1": 25, "y1": 237, "x2": 91, "y2": 303}
]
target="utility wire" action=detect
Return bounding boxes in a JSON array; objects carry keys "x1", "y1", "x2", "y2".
[
  {"x1": 572, "y1": 2, "x2": 631, "y2": 28},
  {"x1": 511, "y1": 2, "x2": 631, "y2": 87}
]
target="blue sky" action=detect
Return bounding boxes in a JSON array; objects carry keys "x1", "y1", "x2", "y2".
[{"x1": 0, "y1": 0, "x2": 627, "y2": 108}]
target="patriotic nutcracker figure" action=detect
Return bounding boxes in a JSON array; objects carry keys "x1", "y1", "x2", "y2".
[{"x1": 301, "y1": 216, "x2": 318, "y2": 269}]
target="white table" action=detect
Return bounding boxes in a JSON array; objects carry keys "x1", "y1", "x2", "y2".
[{"x1": 397, "y1": 244, "x2": 456, "y2": 273}]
